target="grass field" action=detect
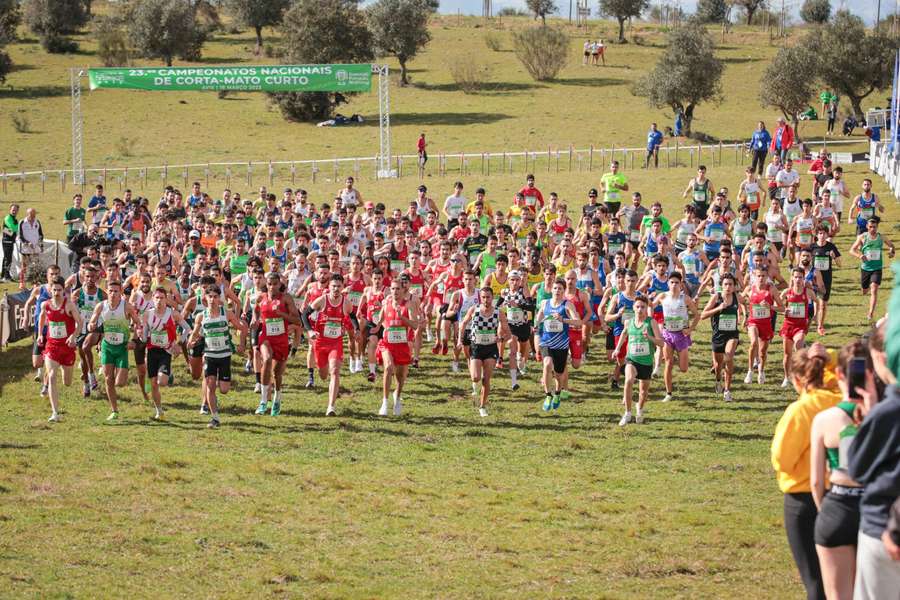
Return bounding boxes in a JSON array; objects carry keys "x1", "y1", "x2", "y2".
[{"x1": 0, "y1": 5, "x2": 896, "y2": 598}]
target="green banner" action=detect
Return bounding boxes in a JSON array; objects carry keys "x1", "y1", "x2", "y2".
[{"x1": 88, "y1": 64, "x2": 372, "y2": 92}]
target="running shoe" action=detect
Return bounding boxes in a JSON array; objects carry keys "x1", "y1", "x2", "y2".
[
  {"x1": 89, "y1": 374, "x2": 98, "y2": 390},
  {"x1": 254, "y1": 382, "x2": 261, "y2": 393},
  {"x1": 33, "y1": 368, "x2": 42, "y2": 382},
  {"x1": 450, "y1": 362, "x2": 459, "y2": 373},
  {"x1": 479, "y1": 407, "x2": 489, "y2": 418},
  {"x1": 244, "y1": 359, "x2": 252, "y2": 374},
  {"x1": 39, "y1": 384, "x2": 48, "y2": 397},
  {"x1": 743, "y1": 370, "x2": 753, "y2": 385},
  {"x1": 48, "y1": 413, "x2": 60, "y2": 423},
  {"x1": 512, "y1": 382, "x2": 520, "y2": 391},
  {"x1": 393, "y1": 392, "x2": 402, "y2": 416},
  {"x1": 82, "y1": 382, "x2": 91, "y2": 398},
  {"x1": 542, "y1": 394, "x2": 553, "y2": 411},
  {"x1": 270, "y1": 401, "x2": 281, "y2": 417},
  {"x1": 758, "y1": 371, "x2": 766, "y2": 385},
  {"x1": 662, "y1": 393, "x2": 672, "y2": 403},
  {"x1": 431, "y1": 343, "x2": 440, "y2": 355},
  {"x1": 208, "y1": 417, "x2": 220, "y2": 429},
  {"x1": 440, "y1": 342, "x2": 448, "y2": 355},
  {"x1": 781, "y1": 377, "x2": 789, "y2": 388},
  {"x1": 611, "y1": 379, "x2": 620, "y2": 390},
  {"x1": 255, "y1": 402, "x2": 267, "y2": 415},
  {"x1": 426, "y1": 329, "x2": 433, "y2": 343},
  {"x1": 305, "y1": 376, "x2": 314, "y2": 389},
  {"x1": 618, "y1": 411, "x2": 632, "y2": 426},
  {"x1": 152, "y1": 411, "x2": 164, "y2": 421},
  {"x1": 326, "y1": 406, "x2": 336, "y2": 417},
  {"x1": 367, "y1": 371, "x2": 376, "y2": 382},
  {"x1": 723, "y1": 390, "x2": 733, "y2": 402},
  {"x1": 200, "y1": 404, "x2": 209, "y2": 415},
  {"x1": 106, "y1": 411, "x2": 118, "y2": 421},
  {"x1": 635, "y1": 409, "x2": 644, "y2": 424},
  {"x1": 412, "y1": 359, "x2": 419, "y2": 369}
]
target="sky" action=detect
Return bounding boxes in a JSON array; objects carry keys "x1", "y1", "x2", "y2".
[{"x1": 435, "y1": 0, "x2": 888, "y2": 25}]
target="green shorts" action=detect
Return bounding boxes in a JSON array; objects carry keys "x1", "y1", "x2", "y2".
[{"x1": 100, "y1": 341, "x2": 129, "y2": 369}]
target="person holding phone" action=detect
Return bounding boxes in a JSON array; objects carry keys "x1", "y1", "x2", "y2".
[{"x1": 810, "y1": 341, "x2": 871, "y2": 600}]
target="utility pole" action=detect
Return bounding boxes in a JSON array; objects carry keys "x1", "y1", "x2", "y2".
[
  {"x1": 877, "y1": 0, "x2": 882, "y2": 27},
  {"x1": 780, "y1": 0, "x2": 785, "y2": 38}
]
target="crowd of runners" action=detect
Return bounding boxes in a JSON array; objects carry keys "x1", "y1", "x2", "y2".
[{"x1": 11, "y1": 147, "x2": 894, "y2": 429}]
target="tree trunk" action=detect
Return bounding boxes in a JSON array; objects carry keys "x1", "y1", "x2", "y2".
[
  {"x1": 683, "y1": 103, "x2": 695, "y2": 137},
  {"x1": 746, "y1": 7, "x2": 756, "y2": 25},
  {"x1": 850, "y1": 96, "x2": 865, "y2": 120},
  {"x1": 617, "y1": 17, "x2": 626, "y2": 42},
  {"x1": 399, "y1": 58, "x2": 408, "y2": 86},
  {"x1": 255, "y1": 26, "x2": 263, "y2": 55},
  {"x1": 541, "y1": 14, "x2": 546, "y2": 25},
  {"x1": 792, "y1": 116, "x2": 802, "y2": 143},
  {"x1": 165, "y1": 54, "x2": 173, "y2": 67}
]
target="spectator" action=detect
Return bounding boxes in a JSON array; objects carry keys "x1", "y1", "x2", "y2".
[
  {"x1": 749, "y1": 121, "x2": 772, "y2": 176},
  {"x1": 18, "y1": 207, "x2": 44, "y2": 290},
  {"x1": 770, "y1": 117, "x2": 795, "y2": 162},
  {"x1": 63, "y1": 193, "x2": 86, "y2": 243},
  {"x1": 417, "y1": 133, "x2": 427, "y2": 168},
  {"x1": 645, "y1": 123, "x2": 664, "y2": 169},
  {"x1": 827, "y1": 103, "x2": 838, "y2": 135},
  {"x1": 1, "y1": 203, "x2": 19, "y2": 282}
]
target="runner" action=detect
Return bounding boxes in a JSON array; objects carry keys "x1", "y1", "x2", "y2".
[
  {"x1": 374, "y1": 278, "x2": 420, "y2": 416},
  {"x1": 38, "y1": 276, "x2": 82, "y2": 422},
  {"x1": 849, "y1": 217, "x2": 895, "y2": 322},
  {"x1": 701, "y1": 273, "x2": 745, "y2": 402},
  {"x1": 304, "y1": 273, "x2": 352, "y2": 416},
  {"x1": 599, "y1": 160, "x2": 628, "y2": 216},
  {"x1": 810, "y1": 225, "x2": 841, "y2": 331},
  {"x1": 614, "y1": 295, "x2": 663, "y2": 425},
  {"x1": 359, "y1": 268, "x2": 388, "y2": 381},
  {"x1": 22, "y1": 265, "x2": 60, "y2": 396},
  {"x1": 743, "y1": 267, "x2": 783, "y2": 385},
  {"x1": 563, "y1": 269, "x2": 591, "y2": 370},
  {"x1": 445, "y1": 269, "x2": 480, "y2": 373},
  {"x1": 654, "y1": 272, "x2": 700, "y2": 403},
  {"x1": 500, "y1": 270, "x2": 532, "y2": 390},
  {"x1": 87, "y1": 279, "x2": 141, "y2": 421},
  {"x1": 143, "y1": 287, "x2": 190, "y2": 420},
  {"x1": 683, "y1": 165, "x2": 712, "y2": 220},
  {"x1": 188, "y1": 282, "x2": 247, "y2": 428},
  {"x1": 779, "y1": 268, "x2": 815, "y2": 388},
  {"x1": 604, "y1": 269, "x2": 639, "y2": 389},
  {"x1": 535, "y1": 278, "x2": 583, "y2": 412},
  {"x1": 73, "y1": 264, "x2": 104, "y2": 397},
  {"x1": 847, "y1": 178, "x2": 882, "y2": 234},
  {"x1": 253, "y1": 272, "x2": 301, "y2": 416},
  {"x1": 459, "y1": 286, "x2": 510, "y2": 417}
]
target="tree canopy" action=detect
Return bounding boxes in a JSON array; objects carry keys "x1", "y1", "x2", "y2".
[
  {"x1": 224, "y1": 0, "x2": 289, "y2": 54},
  {"x1": 128, "y1": 0, "x2": 206, "y2": 66},
  {"x1": 759, "y1": 44, "x2": 818, "y2": 141},
  {"x1": 368, "y1": 0, "x2": 434, "y2": 86},
  {"x1": 598, "y1": 0, "x2": 649, "y2": 43}
]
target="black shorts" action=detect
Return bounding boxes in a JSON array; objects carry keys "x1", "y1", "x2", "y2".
[
  {"x1": 190, "y1": 340, "x2": 205, "y2": 358},
  {"x1": 626, "y1": 358, "x2": 652, "y2": 380},
  {"x1": 604, "y1": 202, "x2": 621, "y2": 215},
  {"x1": 32, "y1": 334, "x2": 45, "y2": 356},
  {"x1": 509, "y1": 322, "x2": 531, "y2": 343},
  {"x1": 132, "y1": 339, "x2": 146, "y2": 366},
  {"x1": 349, "y1": 313, "x2": 360, "y2": 332},
  {"x1": 861, "y1": 269, "x2": 882, "y2": 291},
  {"x1": 711, "y1": 332, "x2": 739, "y2": 354},
  {"x1": 250, "y1": 326, "x2": 261, "y2": 347},
  {"x1": 367, "y1": 324, "x2": 383, "y2": 339},
  {"x1": 692, "y1": 203, "x2": 708, "y2": 221},
  {"x1": 814, "y1": 490, "x2": 862, "y2": 547},
  {"x1": 147, "y1": 347, "x2": 172, "y2": 378},
  {"x1": 605, "y1": 329, "x2": 615, "y2": 350},
  {"x1": 471, "y1": 343, "x2": 499, "y2": 362},
  {"x1": 821, "y1": 270, "x2": 833, "y2": 302},
  {"x1": 442, "y1": 310, "x2": 459, "y2": 323},
  {"x1": 462, "y1": 330, "x2": 471, "y2": 347},
  {"x1": 204, "y1": 356, "x2": 232, "y2": 381},
  {"x1": 540, "y1": 346, "x2": 568, "y2": 374}
]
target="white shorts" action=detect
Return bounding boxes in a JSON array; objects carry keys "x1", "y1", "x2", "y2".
[{"x1": 832, "y1": 196, "x2": 844, "y2": 214}]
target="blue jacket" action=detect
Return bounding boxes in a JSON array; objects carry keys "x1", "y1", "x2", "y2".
[
  {"x1": 750, "y1": 129, "x2": 771, "y2": 152},
  {"x1": 849, "y1": 385, "x2": 900, "y2": 537}
]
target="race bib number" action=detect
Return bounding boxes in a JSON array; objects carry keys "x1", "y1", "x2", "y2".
[
  {"x1": 348, "y1": 291, "x2": 362, "y2": 306},
  {"x1": 814, "y1": 256, "x2": 830, "y2": 271},
  {"x1": 861, "y1": 207, "x2": 874, "y2": 219},
  {"x1": 866, "y1": 249, "x2": 882, "y2": 262},
  {"x1": 49, "y1": 321, "x2": 68, "y2": 339},
  {"x1": 386, "y1": 326, "x2": 407, "y2": 344},
  {"x1": 150, "y1": 330, "x2": 169, "y2": 347},
  {"x1": 628, "y1": 340, "x2": 650, "y2": 356},
  {"x1": 751, "y1": 304, "x2": 770, "y2": 320},
  {"x1": 798, "y1": 233, "x2": 812, "y2": 246},
  {"x1": 206, "y1": 333, "x2": 227, "y2": 351},
  {"x1": 718, "y1": 314, "x2": 737, "y2": 331},
  {"x1": 629, "y1": 229, "x2": 641, "y2": 242},
  {"x1": 104, "y1": 331, "x2": 125, "y2": 345},
  {"x1": 787, "y1": 302, "x2": 805, "y2": 319},
  {"x1": 474, "y1": 329, "x2": 497, "y2": 345},
  {"x1": 708, "y1": 228, "x2": 724, "y2": 242},
  {"x1": 734, "y1": 233, "x2": 750, "y2": 247},
  {"x1": 507, "y1": 307, "x2": 524, "y2": 323},
  {"x1": 323, "y1": 321, "x2": 342, "y2": 339},
  {"x1": 544, "y1": 318, "x2": 563, "y2": 333},
  {"x1": 683, "y1": 259, "x2": 697, "y2": 275},
  {"x1": 664, "y1": 316, "x2": 684, "y2": 332},
  {"x1": 693, "y1": 190, "x2": 707, "y2": 204},
  {"x1": 390, "y1": 260, "x2": 406, "y2": 273},
  {"x1": 265, "y1": 318, "x2": 285, "y2": 336},
  {"x1": 608, "y1": 242, "x2": 623, "y2": 255},
  {"x1": 410, "y1": 283, "x2": 423, "y2": 296}
]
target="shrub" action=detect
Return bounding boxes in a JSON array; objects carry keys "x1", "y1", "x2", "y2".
[
  {"x1": 512, "y1": 26, "x2": 569, "y2": 81},
  {"x1": 115, "y1": 136, "x2": 133, "y2": 157},
  {"x1": 447, "y1": 54, "x2": 493, "y2": 93},
  {"x1": 483, "y1": 30, "x2": 502, "y2": 51},
  {"x1": 94, "y1": 16, "x2": 130, "y2": 66},
  {"x1": 23, "y1": 0, "x2": 87, "y2": 53},
  {"x1": 11, "y1": 113, "x2": 30, "y2": 133}
]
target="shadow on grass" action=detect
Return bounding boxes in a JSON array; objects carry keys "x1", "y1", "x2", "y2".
[
  {"x1": 364, "y1": 112, "x2": 515, "y2": 126},
  {"x1": 721, "y1": 57, "x2": 763, "y2": 65},
  {"x1": 413, "y1": 81, "x2": 546, "y2": 93},
  {"x1": 0, "y1": 343, "x2": 37, "y2": 395},
  {"x1": 554, "y1": 77, "x2": 628, "y2": 87},
  {"x1": 197, "y1": 56, "x2": 251, "y2": 65},
  {"x1": 0, "y1": 85, "x2": 69, "y2": 99}
]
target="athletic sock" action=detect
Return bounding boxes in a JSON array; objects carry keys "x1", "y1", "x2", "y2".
[
  {"x1": 261, "y1": 385, "x2": 271, "y2": 405},
  {"x1": 472, "y1": 381, "x2": 479, "y2": 394},
  {"x1": 307, "y1": 368, "x2": 314, "y2": 379},
  {"x1": 369, "y1": 362, "x2": 376, "y2": 374},
  {"x1": 273, "y1": 388, "x2": 282, "y2": 403},
  {"x1": 510, "y1": 369, "x2": 518, "y2": 386}
]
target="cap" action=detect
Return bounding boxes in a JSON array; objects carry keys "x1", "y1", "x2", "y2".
[
  {"x1": 588, "y1": 188, "x2": 598, "y2": 197},
  {"x1": 418, "y1": 185, "x2": 427, "y2": 192},
  {"x1": 365, "y1": 201, "x2": 374, "y2": 209},
  {"x1": 189, "y1": 230, "x2": 201, "y2": 239},
  {"x1": 509, "y1": 270, "x2": 522, "y2": 278}
]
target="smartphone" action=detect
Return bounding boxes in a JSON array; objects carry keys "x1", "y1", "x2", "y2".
[{"x1": 848, "y1": 357, "x2": 867, "y2": 400}]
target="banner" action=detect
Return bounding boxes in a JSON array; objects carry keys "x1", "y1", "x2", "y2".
[
  {"x1": 1, "y1": 290, "x2": 35, "y2": 346},
  {"x1": 88, "y1": 64, "x2": 373, "y2": 92}
]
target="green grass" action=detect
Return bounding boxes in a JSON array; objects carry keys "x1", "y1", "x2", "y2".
[{"x1": 0, "y1": 6, "x2": 896, "y2": 597}]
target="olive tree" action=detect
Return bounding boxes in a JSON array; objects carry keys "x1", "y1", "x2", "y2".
[
  {"x1": 598, "y1": 0, "x2": 649, "y2": 43},
  {"x1": 759, "y1": 44, "x2": 818, "y2": 141},
  {"x1": 224, "y1": 0, "x2": 289, "y2": 55},
  {"x1": 368, "y1": 0, "x2": 433, "y2": 86},
  {"x1": 128, "y1": 0, "x2": 207, "y2": 66}
]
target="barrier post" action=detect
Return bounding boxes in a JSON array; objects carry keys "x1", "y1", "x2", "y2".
[
  {"x1": 568, "y1": 144, "x2": 573, "y2": 171},
  {"x1": 41, "y1": 172, "x2": 45, "y2": 195},
  {"x1": 247, "y1": 162, "x2": 252, "y2": 187},
  {"x1": 124, "y1": 168, "x2": 128, "y2": 189},
  {"x1": 486, "y1": 153, "x2": 490, "y2": 176},
  {"x1": 205, "y1": 163, "x2": 210, "y2": 189},
  {"x1": 589, "y1": 145, "x2": 594, "y2": 171},
  {"x1": 291, "y1": 162, "x2": 296, "y2": 185},
  {"x1": 547, "y1": 145, "x2": 551, "y2": 172}
]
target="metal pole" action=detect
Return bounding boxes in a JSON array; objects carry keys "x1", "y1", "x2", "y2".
[
  {"x1": 70, "y1": 68, "x2": 85, "y2": 185},
  {"x1": 375, "y1": 65, "x2": 393, "y2": 178}
]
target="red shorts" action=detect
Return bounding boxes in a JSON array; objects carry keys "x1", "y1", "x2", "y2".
[
  {"x1": 376, "y1": 340, "x2": 412, "y2": 366},
  {"x1": 260, "y1": 334, "x2": 290, "y2": 362},
  {"x1": 652, "y1": 311, "x2": 664, "y2": 325},
  {"x1": 747, "y1": 319, "x2": 774, "y2": 342},
  {"x1": 613, "y1": 334, "x2": 628, "y2": 362},
  {"x1": 44, "y1": 343, "x2": 76, "y2": 367},
  {"x1": 780, "y1": 320, "x2": 808, "y2": 341},
  {"x1": 569, "y1": 331, "x2": 584, "y2": 361},
  {"x1": 430, "y1": 294, "x2": 444, "y2": 307},
  {"x1": 313, "y1": 341, "x2": 343, "y2": 369}
]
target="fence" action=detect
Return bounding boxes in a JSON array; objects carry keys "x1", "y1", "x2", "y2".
[
  {"x1": 0, "y1": 138, "x2": 868, "y2": 197},
  {"x1": 871, "y1": 141, "x2": 900, "y2": 201}
]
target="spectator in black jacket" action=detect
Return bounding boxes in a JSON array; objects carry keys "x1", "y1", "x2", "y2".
[{"x1": 68, "y1": 224, "x2": 103, "y2": 260}]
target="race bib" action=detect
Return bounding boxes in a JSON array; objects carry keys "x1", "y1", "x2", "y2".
[
  {"x1": 708, "y1": 228, "x2": 724, "y2": 242},
  {"x1": 629, "y1": 229, "x2": 641, "y2": 242},
  {"x1": 628, "y1": 340, "x2": 650, "y2": 356},
  {"x1": 608, "y1": 242, "x2": 623, "y2": 255},
  {"x1": 390, "y1": 260, "x2": 405, "y2": 273},
  {"x1": 104, "y1": 331, "x2": 125, "y2": 345},
  {"x1": 693, "y1": 190, "x2": 707, "y2": 204},
  {"x1": 718, "y1": 314, "x2": 737, "y2": 331},
  {"x1": 150, "y1": 330, "x2": 169, "y2": 347},
  {"x1": 860, "y1": 207, "x2": 874, "y2": 219},
  {"x1": 348, "y1": 291, "x2": 362, "y2": 306},
  {"x1": 787, "y1": 302, "x2": 805, "y2": 319},
  {"x1": 265, "y1": 318, "x2": 285, "y2": 336},
  {"x1": 507, "y1": 307, "x2": 525, "y2": 323},
  {"x1": 866, "y1": 249, "x2": 882, "y2": 262},
  {"x1": 682, "y1": 259, "x2": 697, "y2": 276},
  {"x1": 544, "y1": 318, "x2": 563, "y2": 333},
  {"x1": 734, "y1": 232, "x2": 750, "y2": 247},
  {"x1": 798, "y1": 233, "x2": 812, "y2": 246},
  {"x1": 814, "y1": 256, "x2": 830, "y2": 271},
  {"x1": 474, "y1": 329, "x2": 497, "y2": 345},
  {"x1": 386, "y1": 326, "x2": 407, "y2": 344},
  {"x1": 410, "y1": 283, "x2": 423, "y2": 296},
  {"x1": 751, "y1": 304, "x2": 770, "y2": 320},
  {"x1": 664, "y1": 316, "x2": 684, "y2": 332},
  {"x1": 49, "y1": 321, "x2": 68, "y2": 339},
  {"x1": 206, "y1": 333, "x2": 227, "y2": 351},
  {"x1": 323, "y1": 321, "x2": 342, "y2": 339}
]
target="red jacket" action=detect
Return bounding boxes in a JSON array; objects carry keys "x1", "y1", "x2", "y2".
[{"x1": 770, "y1": 125, "x2": 794, "y2": 153}]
